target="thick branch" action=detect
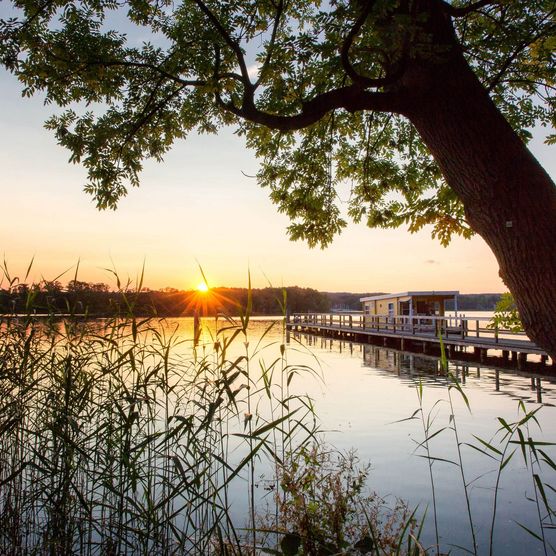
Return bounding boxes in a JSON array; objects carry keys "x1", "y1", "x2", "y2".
[
  {"x1": 340, "y1": 0, "x2": 394, "y2": 88},
  {"x1": 440, "y1": 0, "x2": 499, "y2": 17},
  {"x1": 340, "y1": 0, "x2": 410, "y2": 89},
  {"x1": 191, "y1": 0, "x2": 253, "y2": 91},
  {"x1": 222, "y1": 86, "x2": 403, "y2": 131}
]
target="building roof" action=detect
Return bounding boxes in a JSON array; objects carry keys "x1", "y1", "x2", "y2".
[{"x1": 359, "y1": 291, "x2": 459, "y2": 303}]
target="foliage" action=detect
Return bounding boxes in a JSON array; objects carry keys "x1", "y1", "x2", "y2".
[
  {"x1": 490, "y1": 292, "x2": 523, "y2": 333},
  {"x1": 1, "y1": 0, "x2": 554, "y2": 246},
  {"x1": 0, "y1": 280, "x2": 332, "y2": 316},
  {"x1": 259, "y1": 444, "x2": 421, "y2": 555}
]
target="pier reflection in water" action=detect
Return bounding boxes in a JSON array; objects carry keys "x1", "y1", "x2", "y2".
[
  {"x1": 293, "y1": 331, "x2": 556, "y2": 405},
  {"x1": 364, "y1": 344, "x2": 549, "y2": 403}
]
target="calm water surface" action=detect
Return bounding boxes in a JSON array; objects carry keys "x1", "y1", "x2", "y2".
[{"x1": 164, "y1": 316, "x2": 556, "y2": 555}]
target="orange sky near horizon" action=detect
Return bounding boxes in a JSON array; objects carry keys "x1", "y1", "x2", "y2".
[{"x1": 1, "y1": 71, "x2": 554, "y2": 295}]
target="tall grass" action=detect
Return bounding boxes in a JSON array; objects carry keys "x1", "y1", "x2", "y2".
[
  {"x1": 0, "y1": 281, "x2": 318, "y2": 554},
  {"x1": 400, "y1": 336, "x2": 556, "y2": 555},
  {"x1": 0, "y1": 274, "x2": 421, "y2": 555}
]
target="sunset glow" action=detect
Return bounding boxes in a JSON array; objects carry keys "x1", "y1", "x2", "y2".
[
  {"x1": 0, "y1": 71, "x2": 554, "y2": 294},
  {"x1": 197, "y1": 282, "x2": 209, "y2": 293}
]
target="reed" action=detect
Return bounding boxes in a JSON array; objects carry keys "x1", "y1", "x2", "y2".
[
  {"x1": 468, "y1": 402, "x2": 556, "y2": 556},
  {"x1": 439, "y1": 338, "x2": 477, "y2": 556},
  {"x1": 400, "y1": 337, "x2": 556, "y2": 555},
  {"x1": 0, "y1": 270, "x2": 419, "y2": 555},
  {"x1": 0, "y1": 289, "x2": 311, "y2": 553}
]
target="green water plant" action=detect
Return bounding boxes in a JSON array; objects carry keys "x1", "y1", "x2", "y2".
[
  {"x1": 258, "y1": 443, "x2": 423, "y2": 556},
  {"x1": 467, "y1": 401, "x2": 556, "y2": 556},
  {"x1": 406, "y1": 336, "x2": 556, "y2": 556},
  {"x1": 439, "y1": 337, "x2": 477, "y2": 556},
  {"x1": 2, "y1": 269, "x2": 420, "y2": 555}
]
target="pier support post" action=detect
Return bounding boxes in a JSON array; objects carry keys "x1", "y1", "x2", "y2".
[
  {"x1": 511, "y1": 352, "x2": 517, "y2": 367},
  {"x1": 536, "y1": 378, "x2": 543, "y2": 404},
  {"x1": 517, "y1": 352, "x2": 527, "y2": 371},
  {"x1": 502, "y1": 350, "x2": 509, "y2": 363},
  {"x1": 400, "y1": 338, "x2": 405, "y2": 351}
]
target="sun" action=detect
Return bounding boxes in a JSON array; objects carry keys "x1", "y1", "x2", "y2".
[{"x1": 196, "y1": 282, "x2": 209, "y2": 293}]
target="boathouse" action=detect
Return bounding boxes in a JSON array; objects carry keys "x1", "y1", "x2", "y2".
[{"x1": 360, "y1": 291, "x2": 459, "y2": 319}]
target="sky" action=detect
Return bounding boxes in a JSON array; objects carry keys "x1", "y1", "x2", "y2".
[{"x1": 1, "y1": 65, "x2": 554, "y2": 294}]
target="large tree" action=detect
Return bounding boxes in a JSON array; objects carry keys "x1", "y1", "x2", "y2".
[{"x1": 1, "y1": 0, "x2": 555, "y2": 359}]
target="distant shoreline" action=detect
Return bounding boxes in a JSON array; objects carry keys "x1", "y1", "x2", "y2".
[{"x1": 0, "y1": 286, "x2": 504, "y2": 318}]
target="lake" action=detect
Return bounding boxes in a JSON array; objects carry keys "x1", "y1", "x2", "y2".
[
  {"x1": 189, "y1": 314, "x2": 556, "y2": 555},
  {"x1": 1, "y1": 313, "x2": 555, "y2": 555}
]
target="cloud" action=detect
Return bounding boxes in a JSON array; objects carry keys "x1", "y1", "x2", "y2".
[
  {"x1": 425, "y1": 259, "x2": 439, "y2": 264},
  {"x1": 247, "y1": 63, "x2": 261, "y2": 78}
]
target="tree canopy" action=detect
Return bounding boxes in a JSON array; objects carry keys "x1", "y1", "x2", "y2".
[
  {"x1": 2, "y1": 0, "x2": 556, "y2": 360},
  {"x1": 0, "y1": 281, "x2": 333, "y2": 316},
  {"x1": 1, "y1": 0, "x2": 553, "y2": 245}
]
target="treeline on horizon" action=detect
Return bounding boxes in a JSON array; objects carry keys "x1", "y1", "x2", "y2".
[{"x1": 0, "y1": 280, "x2": 503, "y2": 316}]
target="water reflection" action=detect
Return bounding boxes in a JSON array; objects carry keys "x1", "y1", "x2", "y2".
[{"x1": 293, "y1": 332, "x2": 556, "y2": 407}]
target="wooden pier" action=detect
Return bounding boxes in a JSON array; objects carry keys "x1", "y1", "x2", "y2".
[{"x1": 286, "y1": 313, "x2": 553, "y2": 372}]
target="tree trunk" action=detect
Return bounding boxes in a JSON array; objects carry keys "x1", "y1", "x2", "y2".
[{"x1": 402, "y1": 48, "x2": 556, "y2": 363}]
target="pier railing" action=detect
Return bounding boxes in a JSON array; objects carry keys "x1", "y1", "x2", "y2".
[{"x1": 288, "y1": 313, "x2": 534, "y2": 347}]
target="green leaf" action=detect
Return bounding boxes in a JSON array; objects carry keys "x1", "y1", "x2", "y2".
[
  {"x1": 472, "y1": 435, "x2": 503, "y2": 456},
  {"x1": 514, "y1": 521, "x2": 544, "y2": 542},
  {"x1": 534, "y1": 474, "x2": 552, "y2": 514},
  {"x1": 251, "y1": 409, "x2": 299, "y2": 437},
  {"x1": 281, "y1": 532, "x2": 301, "y2": 556},
  {"x1": 500, "y1": 449, "x2": 516, "y2": 471},
  {"x1": 354, "y1": 535, "x2": 374, "y2": 554},
  {"x1": 516, "y1": 427, "x2": 528, "y2": 466}
]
